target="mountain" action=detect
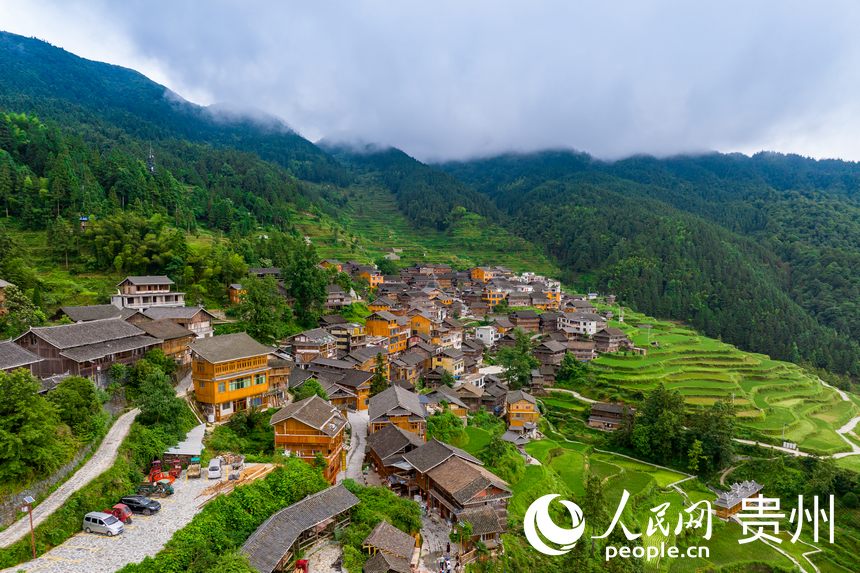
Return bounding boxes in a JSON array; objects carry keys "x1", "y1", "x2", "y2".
[
  {"x1": 0, "y1": 29, "x2": 859, "y2": 379},
  {"x1": 440, "y1": 150, "x2": 860, "y2": 377},
  {"x1": 0, "y1": 31, "x2": 348, "y2": 184}
]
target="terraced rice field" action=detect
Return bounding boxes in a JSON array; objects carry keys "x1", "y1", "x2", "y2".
[{"x1": 585, "y1": 308, "x2": 859, "y2": 455}]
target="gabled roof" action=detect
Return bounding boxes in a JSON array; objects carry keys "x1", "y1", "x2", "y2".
[
  {"x1": 136, "y1": 319, "x2": 195, "y2": 341},
  {"x1": 363, "y1": 520, "x2": 415, "y2": 561},
  {"x1": 425, "y1": 386, "x2": 469, "y2": 410},
  {"x1": 270, "y1": 395, "x2": 345, "y2": 436},
  {"x1": 537, "y1": 340, "x2": 568, "y2": 353},
  {"x1": 367, "y1": 423, "x2": 425, "y2": 463},
  {"x1": 596, "y1": 327, "x2": 627, "y2": 337},
  {"x1": 118, "y1": 275, "x2": 174, "y2": 286},
  {"x1": 369, "y1": 385, "x2": 427, "y2": 423},
  {"x1": 347, "y1": 346, "x2": 386, "y2": 364},
  {"x1": 190, "y1": 332, "x2": 272, "y2": 363},
  {"x1": 455, "y1": 381, "x2": 484, "y2": 398},
  {"x1": 17, "y1": 318, "x2": 146, "y2": 350},
  {"x1": 363, "y1": 551, "x2": 411, "y2": 573},
  {"x1": 402, "y1": 438, "x2": 482, "y2": 474},
  {"x1": 394, "y1": 351, "x2": 425, "y2": 367},
  {"x1": 241, "y1": 484, "x2": 359, "y2": 573},
  {"x1": 0, "y1": 340, "x2": 41, "y2": 371},
  {"x1": 510, "y1": 310, "x2": 539, "y2": 319},
  {"x1": 59, "y1": 304, "x2": 122, "y2": 322},
  {"x1": 291, "y1": 328, "x2": 336, "y2": 344},
  {"x1": 369, "y1": 310, "x2": 399, "y2": 322},
  {"x1": 310, "y1": 356, "x2": 356, "y2": 370},
  {"x1": 506, "y1": 389, "x2": 536, "y2": 405},
  {"x1": 142, "y1": 306, "x2": 215, "y2": 320},
  {"x1": 458, "y1": 505, "x2": 504, "y2": 536},
  {"x1": 335, "y1": 369, "x2": 374, "y2": 389},
  {"x1": 426, "y1": 456, "x2": 511, "y2": 504}
]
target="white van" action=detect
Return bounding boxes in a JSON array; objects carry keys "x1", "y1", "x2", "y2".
[
  {"x1": 207, "y1": 458, "x2": 222, "y2": 479},
  {"x1": 82, "y1": 511, "x2": 124, "y2": 536}
]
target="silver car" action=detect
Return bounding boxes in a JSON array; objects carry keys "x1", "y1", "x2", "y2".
[
  {"x1": 82, "y1": 511, "x2": 124, "y2": 536},
  {"x1": 207, "y1": 458, "x2": 222, "y2": 479}
]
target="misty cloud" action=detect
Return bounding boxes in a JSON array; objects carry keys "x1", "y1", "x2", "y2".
[{"x1": 4, "y1": 0, "x2": 860, "y2": 161}]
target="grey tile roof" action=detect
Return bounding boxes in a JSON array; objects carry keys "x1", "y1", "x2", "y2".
[
  {"x1": 335, "y1": 369, "x2": 374, "y2": 389},
  {"x1": 426, "y1": 386, "x2": 469, "y2": 410},
  {"x1": 19, "y1": 318, "x2": 146, "y2": 350},
  {"x1": 241, "y1": 484, "x2": 359, "y2": 573},
  {"x1": 119, "y1": 275, "x2": 174, "y2": 286},
  {"x1": 190, "y1": 332, "x2": 273, "y2": 363},
  {"x1": 136, "y1": 319, "x2": 195, "y2": 341},
  {"x1": 60, "y1": 304, "x2": 122, "y2": 322},
  {"x1": 369, "y1": 386, "x2": 427, "y2": 423},
  {"x1": 367, "y1": 424, "x2": 424, "y2": 463},
  {"x1": 291, "y1": 328, "x2": 336, "y2": 344},
  {"x1": 458, "y1": 505, "x2": 504, "y2": 536},
  {"x1": 402, "y1": 438, "x2": 482, "y2": 474},
  {"x1": 363, "y1": 551, "x2": 411, "y2": 573},
  {"x1": 143, "y1": 306, "x2": 215, "y2": 320},
  {"x1": 270, "y1": 395, "x2": 345, "y2": 435},
  {"x1": 363, "y1": 520, "x2": 415, "y2": 561},
  {"x1": 0, "y1": 341, "x2": 41, "y2": 371},
  {"x1": 537, "y1": 340, "x2": 568, "y2": 353},
  {"x1": 505, "y1": 389, "x2": 536, "y2": 405},
  {"x1": 715, "y1": 481, "x2": 764, "y2": 509},
  {"x1": 427, "y1": 456, "x2": 511, "y2": 505},
  {"x1": 60, "y1": 334, "x2": 162, "y2": 363}
]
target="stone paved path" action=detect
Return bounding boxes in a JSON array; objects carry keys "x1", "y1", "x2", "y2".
[
  {"x1": 0, "y1": 408, "x2": 140, "y2": 548},
  {"x1": 344, "y1": 411, "x2": 369, "y2": 481}
]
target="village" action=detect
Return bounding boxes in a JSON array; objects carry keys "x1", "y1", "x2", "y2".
[{"x1": 0, "y1": 262, "x2": 783, "y2": 573}]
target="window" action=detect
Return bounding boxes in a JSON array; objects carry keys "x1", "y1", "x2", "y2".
[
  {"x1": 229, "y1": 377, "x2": 250, "y2": 391},
  {"x1": 218, "y1": 382, "x2": 225, "y2": 393},
  {"x1": 252, "y1": 397, "x2": 262, "y2": 407},
  {"x1": 255, "y1": 374, "x2": 266, "y2": 385}
]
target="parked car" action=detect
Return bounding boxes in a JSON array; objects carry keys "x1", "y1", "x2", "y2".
[
  {"x1": 82, "y1": 511, "x2": 124, "y2": 536},
  {"x1": 207, "y1": 458, "x2": 222, "y2": 479},
  {"x1": 120, "y1": 495, "x2": 162, "y2": 515}
]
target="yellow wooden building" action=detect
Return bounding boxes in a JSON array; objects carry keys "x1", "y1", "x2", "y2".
[
  {"x1": 190, "y1": 332, "x2": 273, "y2": 422},
  {"x1": 505, "y1": 389, "x2": 539, "y2": 428},
  {"x1": 270, "y1": 395, "x2": 347, "y2": 484}
]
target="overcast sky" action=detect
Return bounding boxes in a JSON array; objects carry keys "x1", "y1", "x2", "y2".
[{"x1": 4, "y1": 1, "x2": 860, "y2": 162}]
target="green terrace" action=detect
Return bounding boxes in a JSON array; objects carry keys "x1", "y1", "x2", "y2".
[{"x1": 574, "y1": 307, "x2": 859, "y2": 456}]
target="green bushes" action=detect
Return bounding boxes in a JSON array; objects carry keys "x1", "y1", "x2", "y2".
[
  {"x1": 337, "y1": 480, "x2": 422, "y2": 573},
  {"x1": 207, "y1": 408, "x2": 276, "y2": 456},
  {"x1": 119, "y1": 458, "x2": 329, "y2": 573}
]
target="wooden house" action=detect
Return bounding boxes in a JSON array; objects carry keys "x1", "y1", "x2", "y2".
[
  {"x1": 227, "y1": 283, "x2": 246, "y2": 305},
  {"x1": 136, "y1": 319, "x2": 195, "y2": 367},
  {"x1": 142, "y1": 306, "x2": 215, "y2": 339},
  {"x1": 594, "y1": 327, "x2": 631, "y2": 353},
  {"x1": 366, "y1": 423, "x2": 425, "y2": 484},
  {"x1": 505, "y1": 390, "x2": 539, "y2": 428},
  {"x1": 362, "y1": 521, "x2": 416, "y2": 573},
  {"x1": 454, "y1": 382, "x2": 484, "y2": 412},
  {"x1": 534, "y1": 340, "x2": 567, "y2": 367},
  {"x1": 424, "y1": 386, "x2": 469, "y2": 421},
  {"x1": 326, "y1": 322, "x2": 367, "y2": 352},
  {"x1": 288, "y1": 328, "x2": 337, "y2": 366},
  {"x1": 509, "y1": 310, "x2": 540, "y2": 333},
  {"x1": 0, "y1": 340, "x2": 42, "y2": 374},
  {"x1": 368, "y1": 385, "x2": 427, "y2": 439},
  {"x1": 431, "y1": 347, "x2": 465, "y2": 377},
  {"x1": 365, "y1": 311, "x2": 409, "y2": 355},
  {"x1": 190, "y1": 332, "x2": 273, "y2": 422},
  {"x1": 110, "y1": 275, "x2": 185, "y2": 310},
  {"x1": 14, "y1": 318, "x2": 161, "y2": 385},
  {"x1": 470, "y1": 267, "x2": 495, "y2": 283},
  {"x1": 587, "y1": 402, "x2": 636, "y2": 431},
  {"x1": 270, "y1": 395, "x2": 347, "y2": 483},
  {"x1": 714, "y1": 481, "x2": 765, "y2": 519}
]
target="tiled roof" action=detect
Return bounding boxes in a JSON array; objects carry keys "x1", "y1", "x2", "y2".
[
  {"x1": 119, "y1": 275, "x2": 174, "y2": 286},
  {"x1": 190, "y1": 332, "x2": 272, "y2": 363},
  {"x1": 714, "y1": 481, "x2": 764, "y2": 509},
  {"x1": 505, "y1": 389, "x2": 536, "y2": 405},
  {"x1": 18, "y1": 318, "x2": 145, "y2": 350},
  {"x1": 0, "y1": 341, "x2": 41, "y2": 371},
  {"x1": 362, "y1": 520, "x2": 415, "y2": 561},
  {"x1": 427, "y1": 456, "x2": 511, "y2": 505},
  {"x1": 367, "y1": 424, "x2": 424, "y2": 464},
  {"x1": 369, "y1": 385, "x2": 426, "y2": 423},
  {"x1": 402, "y1": 438, "x2": 482, "y2": 474},
  {"x1": 363, "y1": 551, "x2": 411, "y2": 573},
  {"x1": 143, "y1": 306, "x2": 214, "y2": 320},
  {"x1": 60, "y1": 334, "x2": 161, "y2": 363},
  {"x1": 136, "y1": 319, "x2": 195, "y2": 341},
  {"x1": 241, "y1": 484, "x2": 359, "y2": 573},
  {"x1": 60, "y1": 304, "x2": 122, "y2": 322},
  {"x1": 458, "y1": 505, "x2": 504, "y2": 536}
]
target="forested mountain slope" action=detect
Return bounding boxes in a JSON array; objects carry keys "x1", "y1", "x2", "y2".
[{"x1": 440, "y1": 152, "x2": 860, "y2": 377}]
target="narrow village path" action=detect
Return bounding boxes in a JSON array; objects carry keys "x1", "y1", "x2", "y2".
[
  {"x1": 344, "y1": 411, "x2": 369, "y2": 482},
  {"x1": 0, "y1": 408, "x2": 140, "y2": 548},
  {"x1": 546, "y1": 387, "x2": 597, "y2": 404},
  {"x1": 0, "y1": 372, "x2": 194, "y2": 549}
]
